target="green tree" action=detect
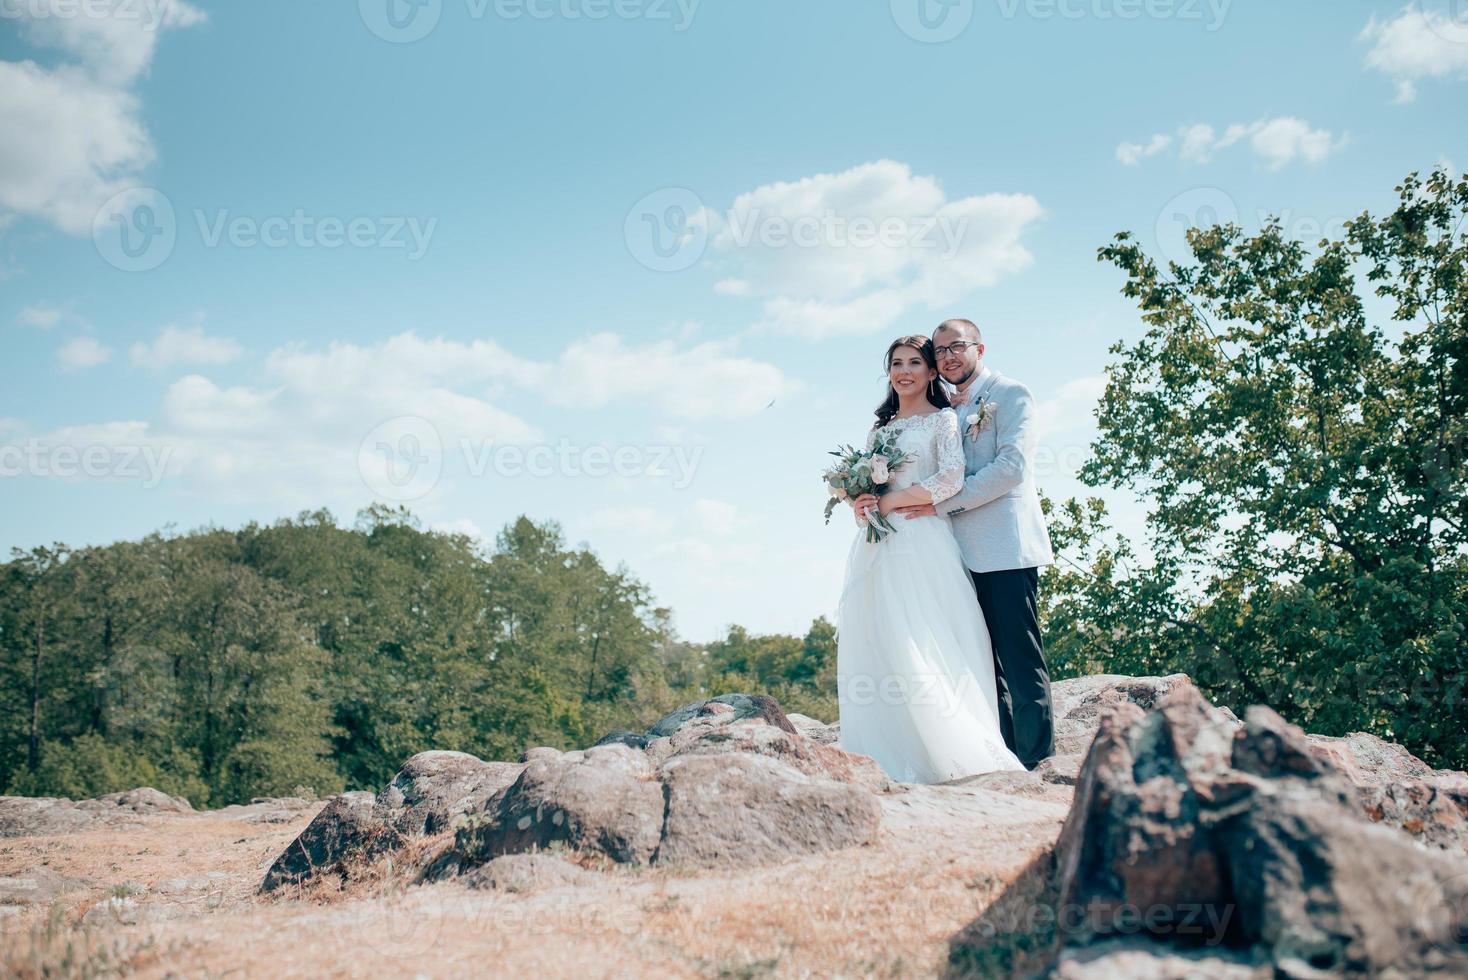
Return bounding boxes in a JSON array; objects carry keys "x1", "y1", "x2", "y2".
[{"x1": 1044, "y1": 167, "x2": 1468, "y2": 767}]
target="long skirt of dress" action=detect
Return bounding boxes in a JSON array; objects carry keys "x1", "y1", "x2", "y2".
[{"x1": 835, "y1": 512, "x2": 1026, "y2": 783}]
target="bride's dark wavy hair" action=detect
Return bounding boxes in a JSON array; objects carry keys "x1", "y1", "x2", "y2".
[{"x1": 873, "y1": 334, "x2": 950, "y2": 428}]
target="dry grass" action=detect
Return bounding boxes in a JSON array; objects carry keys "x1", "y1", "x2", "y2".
[
  {"x1": 0, "y1": 787, "x2": 1068, "y2": 979},
  {"x1": 0, "y1": 903, "x2": 185, "y2": 979}
]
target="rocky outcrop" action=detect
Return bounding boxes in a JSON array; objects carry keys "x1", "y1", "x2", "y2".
[
  {"x1": 428, "y1": 697, "x2": 887, "y2": 878},
  {"x1": 639, "y1": 693, "x2": 800, "y2": 739},
  {"x1": 374, "y1": 750, "x2": 526, "y2": 836},
  {"x1": 259, "y1": 792, "x2": 401, "y2": 892},
  {"x1": 952, "y1": 680, "x2": 1468, "y2": 978},
  {"x1": 1308, "y1": 730, "x2": 1468, "y2": 854},
  {"x1": 654, "y1": 752, "x2": 881, "y2": 867},
  {"x1": 441, "y1": 743, "x2": 666, "y2": 873},
  {"x1": 0, "y1": 786, "x2": 193, "y2": 838},
  {"x1": 0, "y1": 866, "x2": 95, "y2": 907},
  {"x1": 950, "y1": 673, "x2": 1198, "y2": 808},
  {"x1": 258, "y1": 752, "x2": 527, "y2": 892}
]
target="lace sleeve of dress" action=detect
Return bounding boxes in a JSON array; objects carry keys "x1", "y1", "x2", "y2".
[{"x1": 919, "y1": 409, "x2": 965, "y2": 504}]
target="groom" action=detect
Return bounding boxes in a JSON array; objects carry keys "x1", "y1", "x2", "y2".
[{"x1": 894, "y1": 318, "x2": 1056, "y2": 769}]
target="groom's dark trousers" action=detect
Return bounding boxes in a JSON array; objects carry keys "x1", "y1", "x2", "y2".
[{"x1": 970, "y1": 566, "x2": 1054, "y2": 768}]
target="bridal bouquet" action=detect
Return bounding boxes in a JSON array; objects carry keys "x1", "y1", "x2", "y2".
[{"x1": 822, "y1": 431, "x2": 915, "y2": 543}]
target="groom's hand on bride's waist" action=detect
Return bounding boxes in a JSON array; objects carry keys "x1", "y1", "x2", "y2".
[{"x1": 892, "y1": 503, "x2": 937, "y2": 518}]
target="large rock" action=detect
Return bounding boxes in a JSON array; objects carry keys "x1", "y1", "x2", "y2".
[
  {"x1": 650, "y1": 715, "x2": 893, "y2": 793},
  {"x1": 443, "y1": 743, "x2": 665, "y2": 871},
  {"x1": 374, "y1": 751, "x2": 525, "y2": 836},
  {"x1": 424, "y1": 695, "x2": 891, "y2": 879},
  {"x1": 1308, "y1": 730, "x2": 1468, "y2": 855},
  {"x1": 259, "y1": 792, "x2": 401, "y2": 892},
  {"x1": 786, "y1": 712, "x2": 839, "y2": 746},
  {"x1": 260, "y1": 751, "x2": 526, "y2": 891},
  {"x1": 79, "y1": 787, "x2": 194, "y2": 814},
  {"x1": 652, "y1": 753, "x2": 882, "y2": 868},
  {"x1": 0, "y1": 796, "x2": 110, "y2": 838},
  {"x1": 0, "y1": 866, "x2": 95, "y2": 906},
  {"x1": 949, "y1": 673, "x2": 1202, "y2": 808},
  {"x1": 1003, "y1": 682, "x2": 1468, "y2": 976},
  {"x1": 1, "y1": 786, "x2": 194, "y2": 838},
  {"x1": 1048, "y1": 672, "x2": 1203, "y2": 756},
  {"x1": 644, "y1": 693, "x2": 800, "y2": 739}
]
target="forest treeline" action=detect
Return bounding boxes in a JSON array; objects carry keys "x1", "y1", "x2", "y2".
[
  {"x1": 2, "y1": 168, "x2": 1464, "y2": 805},
  {"x1": 0, "y1": 506, "x2": 841, "y2": 806}
]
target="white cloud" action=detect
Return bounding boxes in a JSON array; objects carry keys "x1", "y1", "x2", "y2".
[
  {"x1": 0, "y1": 1, "x2": 205, "y2": 234},
  {"x1": 16, "y1": 303, "x2": 63, "y2": 329},
  {"x1": 1361, "y1": 8, "x2": 1468, "y2": 103},
  {"x1": 430, "y1": 517, "x2": 486, "y2": 540},
  {"x1": 584, "y1": 507, "x2": 675, "y2": 537},
  {"x1": 1116, "y1": 133, "x2": 1173, "y2": 166},
  {"x1": 714, "y1": 278, "x2": 750, "y2": 296},
  {"x1": 1120, "y1": 117, "x2": 1345, "y2": 170},
  {"x1": 1177, "y1": 123, "x2": 1218, "y2": 163},
  {"x1": 546, "y1": 332, "x2": 793, "y2": 419},
  {"x1": 57, "y1": 336, "x2": 112, "y2": 370},
  {"x1": 1034, "y1": 374, "x2": 1106, "y2": 442},
  {"x1": 1245, "y1": 117, "x2": 1345, "y2": 170},
  {"x1": 130, "y1": 325, "x2": 244, "y2": 369},
  {"x1": 690, "y1": 498, "x2": 739, "y2": 536},
  {"x1": 705, "y1": 160, "x2": 1043, "y2": 340},
  {"x1": 15, "y1": 0, "x2": 207, "y2": 86},
  {"x1": 17, "y1": 329, "x2": 793, "y2": 504}
]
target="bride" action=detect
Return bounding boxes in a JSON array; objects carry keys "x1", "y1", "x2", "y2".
[{"x1": 835, "y1": 335, "x2": 1025, "y2": 783}]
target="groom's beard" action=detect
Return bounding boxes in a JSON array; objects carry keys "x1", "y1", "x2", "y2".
[{"x1": 944, "y1": 367, "x2": 975, "y2": 388}]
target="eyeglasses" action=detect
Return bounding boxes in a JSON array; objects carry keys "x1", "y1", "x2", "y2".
[{"x1": 933, "y1": 341, "x2": 975, "y2": 358}]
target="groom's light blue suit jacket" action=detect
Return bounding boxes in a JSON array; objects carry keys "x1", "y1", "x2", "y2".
[{"x1": 941, "y1": 364, "x2": 1055, "y2": 574}]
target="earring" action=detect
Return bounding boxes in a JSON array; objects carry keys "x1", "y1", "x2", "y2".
[{"x1": 928, "y1": 380, "x2": 936, "y2": 396}]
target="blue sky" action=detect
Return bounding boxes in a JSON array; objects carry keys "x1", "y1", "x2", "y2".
[{"x1": 2, "y1": 0, "x2": 1464, "y2": 640}]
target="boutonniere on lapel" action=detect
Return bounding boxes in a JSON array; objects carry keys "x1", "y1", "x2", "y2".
[{"x1": 964, "y1": 398, "x2": 996, "y2": 440}]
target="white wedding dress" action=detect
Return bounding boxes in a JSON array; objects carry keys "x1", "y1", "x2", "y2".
[{"x1": 835, "y1": 407, "x2": 1026, "y2": 783}]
